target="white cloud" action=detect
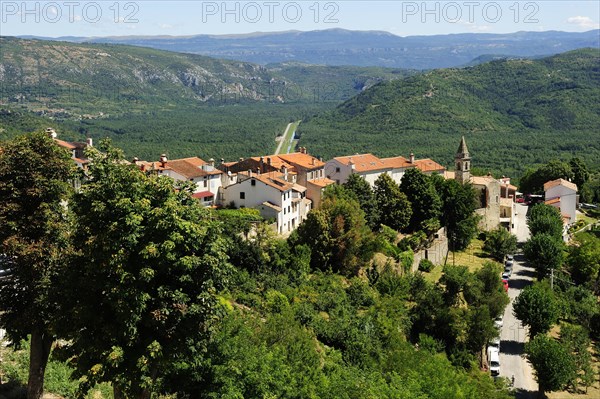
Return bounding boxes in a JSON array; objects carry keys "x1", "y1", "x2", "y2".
[
  {"x1": 566, "y1": 16, "x2": 600, "y2": 29},
  {"x1": 457, "y1": 20, "x2": 491, "y2": 32}
]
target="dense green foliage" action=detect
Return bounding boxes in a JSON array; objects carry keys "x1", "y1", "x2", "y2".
[
  {"x1": 0, "y1": 132, "x2": 76, "y2": 398},
  {"x1": 513, "y1": 282, "x2": 560, "y2": 338},
  {"x1": 527, "y1": 204, "x2": 565, "y2": 240},
  {"x1": 291, "y1": 186, "x2": 375, "y2": 276},
  {"x1": 525, "y1": 334, "x2": 577, "y2": 395},
  {"x1": 438, "y1": 179, "x2": 479, "y2": 251},
  {"x1": 399, "y1": 168, "x2": 442, "y2": 233},
  {"x1": 374, "y1": 174, "x2": 412, "y2": 232},
  {"x1": 520, "y1": 159, "x2": 574, "y2": 194},
  {"x1": 482, "y1": 228, "x2": 517, "y2": 261},
  {"x1": 58, "y1": 142, "x2": 232, "y2": 398},
  {"x1": 299, "y1": 49, "x2": 600, "y2": 178}
]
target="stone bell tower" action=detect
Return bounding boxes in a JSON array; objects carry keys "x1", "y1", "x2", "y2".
[{"x1": 455, "y1": 136, "x2": 471, "y2": 184}]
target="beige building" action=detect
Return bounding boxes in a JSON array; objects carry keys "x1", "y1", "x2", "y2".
[{"x1": 453, "y1": 136, "x2": 502, "y2": 231}]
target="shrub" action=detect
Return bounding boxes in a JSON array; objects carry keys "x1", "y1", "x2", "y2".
[{"x1": 419, "y1": 259, "x2": 435, "y2": 272}]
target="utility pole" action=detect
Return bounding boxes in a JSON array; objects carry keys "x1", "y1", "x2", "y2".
[{"x1": 550, "y1": 268, "x2": 554, "y2": 290}]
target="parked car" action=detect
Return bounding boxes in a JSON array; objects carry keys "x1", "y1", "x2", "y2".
[
  {"x1": 488, "y1": 348, "x2": 501, "y2": 376},
  {"x1": 502, "y1": 279, "x2": 509, "y2": 292},
  {"x1": 506, "y1": 254, "x2": 514, "y2": 261},
  {"x1": 494, "y1": 315, "x2": 503, "y2": 329},
  {"x1": 503, "y1": 266, "x2": 512, "y2": 278},
  {"x1": 505, "y1": 259, "x2": 514, "y2": 267},
  {"x1": 502, "y1": 271, "x2": 510, "y2": 280}
]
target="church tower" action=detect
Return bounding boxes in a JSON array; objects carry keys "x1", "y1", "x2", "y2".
[{"x1": 455, "y1": 136, "x2": 471, "y2": 184}]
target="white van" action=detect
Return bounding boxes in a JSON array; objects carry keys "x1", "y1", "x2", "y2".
[{"x1": 488, "y1": 348, "x2": 500, "y2": 376}]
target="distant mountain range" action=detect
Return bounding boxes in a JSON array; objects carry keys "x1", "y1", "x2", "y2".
[
  {"x1": 0, "y1": 37, "x2": 408, "y2": 116},
  {"x1": 19, "y1": 28, "x2": 600, "y2": 69}
]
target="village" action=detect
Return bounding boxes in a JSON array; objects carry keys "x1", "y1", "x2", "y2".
[{"x1": 52, "y1": 128, "x2": 579, "y2": 243}]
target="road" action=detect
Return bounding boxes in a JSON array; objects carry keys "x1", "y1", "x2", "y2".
[
  {"x1": 274, "y1": 121, "x2": 300, "y2": 155},
  {"x1": 498, "y1": 202, "x2": 538, "y2": 398}
]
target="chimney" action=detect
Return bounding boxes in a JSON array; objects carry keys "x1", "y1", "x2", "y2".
[
  {"x1": 312, "y1": 157, "x2": 315, "y2": 166},
  {"x1": 132, "y1": 157, "x2": 139, "y2": 164},
  {"x1": 267, "y1": 157, "x2": 272, "y2": 170},
  {"x1": 159, "y1": 154, "x2": 168, "y2": 168},
  {"x1": 220, "y1": 158, "x2": 224, "y2": 164},
  {"x1": 248, "y1": 169, "x2": 252, "y2": 178},
  {"x1": 208, "y1": 158, "x2": 215, "y2": 167},
  {"x1": 302, "y1": 147, "x2": 307, "y2": 154},
  {"x1": 239, "y1": 157, "x2": 244, "y2": 162},
  {"x1": 349, "y1": 158, "x2": 355, "y2": 170},
  {"x1": 409, "y1": 152, "x2": 415, "y2": 163},
  {"x1": 283, "y1": 166, "x2": 288, "y2": 181},
  {"x1": 86, "y1": 137, "x2": 93, "y2": 147},
  {"x1": 46, "y1": 127, "x2": 57, "y2": 139},
  {"x1": 260, "y1": 156, "x2": 265, "y2": 173}
]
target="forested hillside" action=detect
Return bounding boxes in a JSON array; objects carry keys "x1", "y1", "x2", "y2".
[
  {"x1": 298, "y1": 49, "x2": 600, "y2": 178},
  {"x1": 0, "y1": 37, "x2": 408, "y2": 160}
]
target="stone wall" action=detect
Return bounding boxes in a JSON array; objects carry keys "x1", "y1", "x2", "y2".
[{"x1": 412, "y1": 227, "x2": 448, "y2": 272}]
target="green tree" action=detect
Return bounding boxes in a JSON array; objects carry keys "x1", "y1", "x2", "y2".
[
  {"x1": 374, "y1": 173, "x2": 412, "y2": 232},
  {"x1": 527, "y1": 204, "x2": 564, "y2": 240},
  {"x1": 525, "y1": 334, "x2": 576, "y2": 396},
  {"x1": 343, "y1": 173, "x2": 379, "y2": 229},
  {"x1": 524, "y1": 233, "x2": 565, "y2": 279},
  {"x1": 520, "y1": 160, "x2": 574, "y2": 195},
  {"x1": 293, "y1": 186, "x2": 374, "y2": 275},
  {"x1": 0, "y1": 132, "x2": 75, "y2": 399},
  {"x1": 60, "y1": 142, "x2": 231, "y2": 399},
  {"x1": 567, "y1": 240, "x2": 600, "y2": 286},
  {"x1": 560, "y1": 324, "x2": 594, "y2": 391},
  {"x1": 513, "y1": 282, "x2": 560, "y2": 337},
  {"x1": 399, "y1": 168, "x2": 442, "y2": 233},
  {"x1": 569, "y1": 157, "x2": 589, "y2": 190},
  {"x1": 482, "y1": 228, "x2": 517, "y2": 261},
  {"x1": 439, "y1": 179, "x2": 479, "y2": 251},
  {"x1": 580, "y1": 172, "x2": 600, "y2": 203}
]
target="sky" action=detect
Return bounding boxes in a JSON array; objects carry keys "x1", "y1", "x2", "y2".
[{"x1": 1, "y1": 0, "x2": 599, "y2": 37}]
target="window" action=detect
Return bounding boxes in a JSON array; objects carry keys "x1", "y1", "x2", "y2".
[
  {"x1": 240, "y1": 192, "x2": 245, "y2": 199},
  {"x1": 203, "y1": 180, "x2": 208, "y2": 188},
  {"x1": 251, "y1": 179, "x2": 256, "y2": 186},
  {"x1": 335, "y1": 167, "x2": 340, "y2": 173}
]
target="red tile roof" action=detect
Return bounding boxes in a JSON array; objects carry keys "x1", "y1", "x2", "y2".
[
  {"x1": 333, "y1": 153, "x2": 389, "y2": 173},
  {"x1": 381, "y1": 156, "x2": 415, "y2": 169},
  {"x1": 544, "y1": 178, "x2": 577, "y2": 192},
  {"x1": 413, "y1": 159, "x2": 445, "y2": 173},
  {"x1": 277, "y1": 152, "x2": 325, "y2": 169},
  {"x1": 192, "y1": 191, "x2": 214, "y2": 199},
  {"x1": 54, "y1": 139, "x2": 76, "y2": 150}
]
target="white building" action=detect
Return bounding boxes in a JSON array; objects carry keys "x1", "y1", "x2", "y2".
[
  {"x1": 221, "y1": 172, "x2": 311, "y2": 235},
  {"x1": 544, "y1": 178, "x2": 578, "y2": 227},
  {"x1": 136, "y1": 156, "x2": 223, "y2": 206},
  {"x1": 325, "y1": 153, "x2": 446, "y2": 187}
]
